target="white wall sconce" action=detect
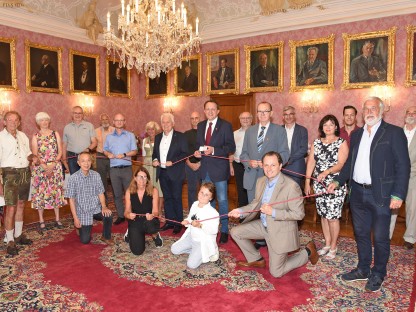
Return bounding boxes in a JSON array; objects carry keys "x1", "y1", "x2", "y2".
[
  {"x1": 0, "y1": 91, "x2": 11, "y2": 117},
  {"x1": 163, "y1": 96, "x2": 177, "y2": 113},
  {"x1": 370, "y1": 85, "x2": 393, "y2": 112},
  {"x1": 301, "y1": 89, "x2": 322, "y2": 114},
  {"x1": 80, "y1": 95, "x2": 94, "y2": 117}
]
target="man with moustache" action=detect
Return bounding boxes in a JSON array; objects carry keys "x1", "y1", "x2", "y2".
[
  {"x1": 339, "y1": 105, "x2": 359, "y2": 147},
  {"x1": 297, "y1": 46, "x2": 328, "y2": 86},
  {"x1": 194, "y1": 100, "x2": 236, "y2": 243},
  {"x1": 153, "y1": 113, "x2": 188, "y2": 234},
  {"x1": 389, "y1": 106, "x2": 416, "y2": 249},
  {"x1": 104, "y1": 113, "x2": 138, "y2": 225},
  {"x1": 95, "y1": 113, "x2": 115, "y2": 203},
  {"x1": 184, "y1": 112, "x2": 201, "y2": 209},
  {"x1": 328, "y1": 97, "x2": 410, "y2": 292},
  {"x1": 230, "y1": 112, "x2": 253, "y2": 207}
]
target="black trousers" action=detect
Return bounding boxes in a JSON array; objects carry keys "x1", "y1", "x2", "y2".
[
  {"x1": 79, "y1": 212, "x2": 113, "y2": 244},
  {"x1": 233, "y1": 161, "x2": 248, "y2": 207},
  {"x1": 128, "y1": 218, "x2": 160, "y2": 255}
]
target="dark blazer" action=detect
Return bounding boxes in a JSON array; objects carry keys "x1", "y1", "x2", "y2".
[
  {"x1": 252, "y1": 65, "x2": 278, "y2": 87},
  {"x1": 297, "y1": 59, "x2": 328, "y2": 86},
  {"x1": 32, "y1": 64, "x2": 56, "y2": 88},
  {"x1": 152, "y1": 130, "x2": 188, "y2": 181},
  {"x1": 214, "y1": 66, "x2": 234, "y2": 89},
  {"x1": 336, "y1": 120, "x2": 410, "y2": 207},
  {"x1": 196, "y1": 118, "x2": 236, "y2": 182},
  {"x1": 349, "y1": 55, "x2": 386, "y2": 83},
  {"x1": 282, "y1": 123, "x2": 308, "y2": 178},
  {"x1": 181, "y1": 73, "x2": 198, "y2": 92}
]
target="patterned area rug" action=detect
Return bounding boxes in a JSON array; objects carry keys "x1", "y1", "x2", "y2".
[{"x1": 0, "y1": 220, "x2": 415, "y2": 311}]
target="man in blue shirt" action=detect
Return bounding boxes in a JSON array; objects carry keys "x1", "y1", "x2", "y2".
[
  {"x1": 104, "y1": 113, "x2": 138, "y2": 224},
  {"x1": 65, "y1": 152, "x2": 113, "y2": 244},
  {"x1": 229, "y1": 151, "x2": 318, "y2": 277}
]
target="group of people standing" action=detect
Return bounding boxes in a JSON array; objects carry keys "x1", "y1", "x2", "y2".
[{"x1": 0, "y1": 97, "x2": 414, "y2": 293}]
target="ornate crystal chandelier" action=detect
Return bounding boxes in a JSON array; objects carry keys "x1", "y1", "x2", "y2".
[{"x1": 104, "y1": 0, "x2": 201, "y2": 79}]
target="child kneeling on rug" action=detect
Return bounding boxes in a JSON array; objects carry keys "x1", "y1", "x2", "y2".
[
  {"x1": 171, "y1": 182, "x2": 219, "y2": 269},
  {"x1": 65, "y1": 152, "x2": 113, "y2": 245}
]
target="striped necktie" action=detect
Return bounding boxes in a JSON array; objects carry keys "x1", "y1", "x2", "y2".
[{"x1": 257, "y1": 126, "x2": 266, "y2": 152}]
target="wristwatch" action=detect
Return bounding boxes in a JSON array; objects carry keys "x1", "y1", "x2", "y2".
[{"x1": 123, "y1": 153, "x2": 127, "y2": 157}]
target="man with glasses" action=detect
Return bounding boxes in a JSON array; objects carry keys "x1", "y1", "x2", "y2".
[
  {"x1": 195, "y1": 100, "x2": 236, "y2": 243},
  {"x1": 281, "y1": 106, "x2": 308, "y2": 189},
  {"x1": 0, "y1": 111, "x2": 38, "y2": 255},
  {"x1": 62, "y1": 106, "x2": 97, "y2": 174},
  {"x1": 104, "y1": 113, "x2": 137, "y2": 225},
  {"x1": 240, "y1": 102, "x2": 289, "y2": 203},
  {"x1": 230, "y1": 112, "x2": 253, "y2": 207}
]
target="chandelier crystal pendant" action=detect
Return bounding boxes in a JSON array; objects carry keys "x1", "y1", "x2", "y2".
[{"x1": 104, "y1": 0, "x2": 201, "y2": 79}]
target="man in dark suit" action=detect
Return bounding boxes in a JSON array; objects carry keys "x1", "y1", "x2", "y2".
[
  {"x1": 281, "y1": 106, "x2": 308, "y2": 188},
  {"x1": 297, "y1": 46, "x2": 328, "y2": 86},
  {"x1": 31, "y1": 54, "x2": 56, "y2": 88},
  {"x1": 213, "y1": 57, "x2": 234, "y2": 89},
  {"x1": 110, "y1": 67, "x2": 127, "y2": 93},
  {"x1": 252, "y1": 52, "x2": 278, "y2": 87},
  {"x1": 180, "y1": 65, "x2": 198, "y2": 92},
  {"x1": 229, "y1": 151, "x2": 319, "y2": 277},
  {"x1": 194, "y1": 100, "x2": 236, "y2": 243},
  {"x1": 77, "y1": 61, "x2": 95, "y2": 91},
  {"x1": 328, "y1": 97, "x2": 410, "y2": 292},
  {"x1": 153, "y1": 113, "x2": 188, "y2": 234},
  {"x1": 350, "y1": 41, "x2": 386, "y2": 83},
  {"x1": 240, "y1": 101, "x2": 289, "y2": 203}
]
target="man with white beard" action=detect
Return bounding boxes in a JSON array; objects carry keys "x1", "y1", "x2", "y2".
[
  {"x1": 328, "y1": 97, "x2": 410, "y2": 292},
  {"x1": 389, "y1": 106, "x2": 416, "y2": 249}
]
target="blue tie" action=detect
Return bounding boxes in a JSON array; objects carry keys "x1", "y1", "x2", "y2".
[{"x1": 257, "y1": 126, "x2": 266, "y2": 152}]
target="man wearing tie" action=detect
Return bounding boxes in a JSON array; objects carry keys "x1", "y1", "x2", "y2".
[
  {"x1": 252, "y1": 53, "x2": 278, "y2": 87},
  {"x1": 194, "y1": 100, "x2": 236, "y2": 243},
  {"x1": 214, "y1": 57, "x2": 234, "y2": 90}
]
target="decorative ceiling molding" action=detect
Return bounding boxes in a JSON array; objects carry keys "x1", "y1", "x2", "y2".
[{"x1": 0, "y1": 0, "x2": 415, "y2": 46}]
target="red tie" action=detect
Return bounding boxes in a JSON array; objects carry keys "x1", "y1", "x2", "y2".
[{"x1": 205, "y1": 122, "x2": 213, "y2": 145}]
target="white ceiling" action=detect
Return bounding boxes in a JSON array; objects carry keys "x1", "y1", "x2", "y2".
[{"x1": 1, "y1": 0, "x2": 416, "y2": 45}]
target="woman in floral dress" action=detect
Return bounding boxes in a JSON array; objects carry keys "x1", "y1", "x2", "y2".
[
  {"x1": 305, "y1": 115, "x2": 349, "y2": 259},
  {"x1": 31, "y1": 112, "x2": 65, "y2": 231}
]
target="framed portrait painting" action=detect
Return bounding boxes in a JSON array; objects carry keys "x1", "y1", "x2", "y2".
[
  {"x1": 146, "y1": 72, "x2": 169, "y2": 99},
  {"x1": 244, "y1": 42, "x2": 283, "y2": 93},
  {"x1": 69, "y1": 49, "x2": 99, "y2": 95},
  {"x1": 174, "y1": 54, "x2": 201, "y2": 96},
  {"x1": 289, "y1": 34, "x2": 334, "y2": 92},
  {"x1": 405, "y1": 25, "x2": 416, "y2": 87},
  {"x1": 0, "y1": 37, "x2": 17, "y2": 91},
  {"x1": 206, "y1": 49, "x2": 239, "y2": 95},
  {"x1": 106, "y1": 58, "x2": 131, "y2": 98},
  {"x1": 342, "y1": 27, "x2": 396, "y2": 89},
  {"x1": 25, "y1": 40, "x2": 63, "y2": 94}
]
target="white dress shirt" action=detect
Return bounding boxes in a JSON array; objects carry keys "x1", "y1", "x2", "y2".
[
  {"x1": 353, "y1": 120, "x2": 381, "y2": 184},
  {"x1": 233, "y1": 128, "x2": 246, "y2": 162},
  {"x1": 160, "y1": 130, "x2": 173, "y2": 168},
  {"x1": 285, "y1": 123, "x2": 295, "y2": 153}
]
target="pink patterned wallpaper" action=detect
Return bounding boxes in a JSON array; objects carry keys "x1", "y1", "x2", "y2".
[{"x1": 1, "y1": 12, "x2": 416, "y2": 142}]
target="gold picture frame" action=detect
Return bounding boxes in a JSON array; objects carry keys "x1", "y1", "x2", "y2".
[
  {"x1": 405, "y1": 25, "x2": 416, "y2": 87},
  {"x1": 289, "y1": 34, "x2": 334, "y2": 92},
  {"x1": 206, "y1": 48, "x2": 239, "y2": 95},
  {"x1": 342, "y1": 27, "x2": 396, "y2": 89},
  {"x1": 25, "y1": 40, "x2": 63, "y2": 94},
  {"x1": 244, "y1": 42, "x2": 283, "y2": 93},
  {"x1": 0, "y1": 37, "x2": 17, "y2": 91},
  {"x1": 69, "y1": 49, "x2": 100, "y2": 95},
  {"x1": 106, "y1": 58, "x2": 131, "y2": 98},
  {"x1": 146, "y1": 72, "x2": 169, "y2": 99},
  {"x1": 174, "y1": 54, "x2": 202, "y2": 96}
]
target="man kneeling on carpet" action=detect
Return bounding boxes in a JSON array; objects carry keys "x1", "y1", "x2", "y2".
[
  {"x1": 228, "y1": 151, "x2": 319, "y2": 278},
  {"x1": 124, "y1": 167, "x2": 163, "y2": 255},
  {"x1": 66, "y1": 152, "x2": 113, "y2": 245},
  {"x1": 171, "y1": 182, "x2": 219, "y2": 269}
]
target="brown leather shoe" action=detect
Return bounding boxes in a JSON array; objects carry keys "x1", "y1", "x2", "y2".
[
  {"x1": 306, "y1": 240, "x2": 319, "y2": 265},
  {"x1": 14, "y1": 234, "x2": 32, "y2": 245},
  {"x1": 237, "y1": 258, "x2": 266, "y2": 268},
  {"x1": 6, "y1": 241, "x2": 18, "y2": 256},
  {"x1": 404, "y1": 241, "x2": 414, "y2": 250}
]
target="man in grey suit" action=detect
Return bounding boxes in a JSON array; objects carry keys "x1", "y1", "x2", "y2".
[
  {"x1": 297, "y1": 47, "x2": 328, "y2": 86},
  {"x1": 281, "y1": 106, "x2": 308, "y2": 188},
  {"x1": 229, "y1": 151, "x2": 319, "y2": 277},
  {"x1": 240, "y1": 102, "x2": 289, "y2": 202},
  {"x1": 350, "y1": 41, "x2": 386, "y2": 83},
  {"x1": 390, "y1": 105, "x2": 416, "y2": 249}
]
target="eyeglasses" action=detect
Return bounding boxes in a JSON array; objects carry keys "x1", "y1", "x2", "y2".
[
  {"x1": 257, "y1": 110, "x2": 271, "y2": 115},
  {"x1": 240, "y1": 117, "x2": 252, "y2": 120},
  {"x1": 283, "y1": 113, "x2": 295, "y2": 117},
  {"x1": 114, "y1": 119, "x2": 125, "y2": 122}
]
